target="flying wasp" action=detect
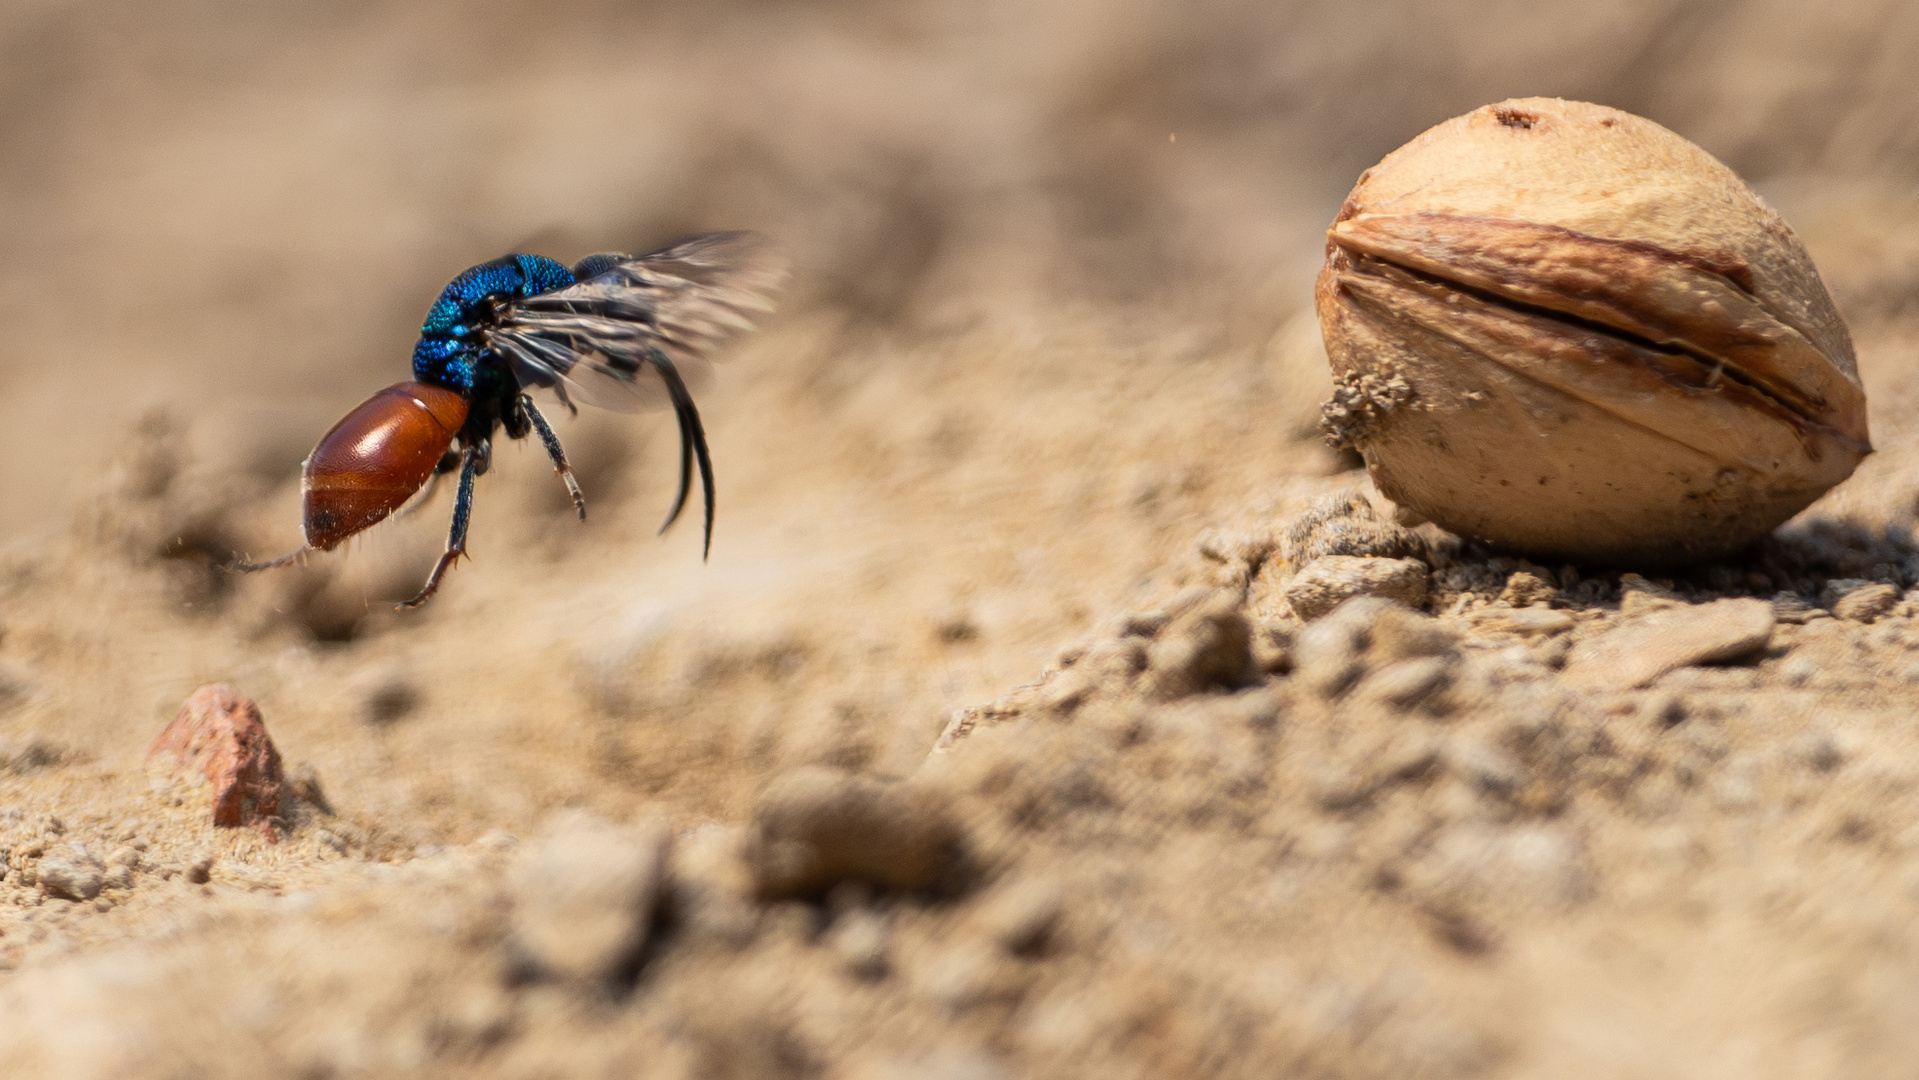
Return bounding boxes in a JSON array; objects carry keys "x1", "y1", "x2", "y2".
[{"x1": 236, "y1": 231, "x2": 784, "y2": 606}]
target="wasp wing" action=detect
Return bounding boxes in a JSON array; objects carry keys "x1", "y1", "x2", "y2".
[
  {"x1": 488, "y1": 231, "x2": 785, "y2": 414},
  {"x1": 487, "y1": 231, "x2": 785, "y2": 555}
]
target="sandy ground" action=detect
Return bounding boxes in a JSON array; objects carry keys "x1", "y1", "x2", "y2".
[{"x1": 3, "y1": 2, "x2": 1919, "y2": 1077}]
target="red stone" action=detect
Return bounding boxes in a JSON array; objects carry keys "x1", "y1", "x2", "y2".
[{"x1": 147, "y1": 684, "x2": 284, "y2": 837}]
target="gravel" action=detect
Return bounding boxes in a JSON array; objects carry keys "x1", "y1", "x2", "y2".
[{"x1": 37, "y1": 844, "x2": 104, "y2": 901}]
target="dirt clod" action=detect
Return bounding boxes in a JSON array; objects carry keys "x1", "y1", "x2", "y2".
[
  {"x1": 1831, "y1": 582, "x2": 1899, "y2": 622},
  {"x1": 1281, "y1": 556, "x2": 1430, "y2": 620},
  {"x1": 1144, "y1": 594, "x2": 1257, "y2": 699},
  {"x1": 1296, "y1": 597, "x2": 1461, "y2": 704},
  {"x1": 745, "y1": 768, "x2": 966, "y2": 899},
  {"x1": 1497, "y1": 571, "x2": 1558, "y2": 607},
  {"x1": 506, "y1": 811, "x2": 671, "y2": 987},
  {"x1": 1279, "y1": 491, "x2": 1423, "y2": 565},
  {"x1": 36, "y1": 844, "x2": 104, "y2": 901},
  {"x1": 1561, "y1": 598, "x2": 1775, "y2": 689},
  {"x1": 975, "y1": 877, "x2": 1064, "y2": 956}
]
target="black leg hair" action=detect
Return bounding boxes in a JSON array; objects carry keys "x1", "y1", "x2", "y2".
[
  {"x1": 520, "y1": 395, "x2": 586, "y2": 521},
  {"x1": 651, "y1": 354, "x2": 714, "y2": 559},
  {"x1": 403, "y1": 442, "x2": 483, "y2": 608}
]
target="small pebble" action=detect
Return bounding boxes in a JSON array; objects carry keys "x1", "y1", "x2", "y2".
[
  {"x1": 745, "y1": 767, "x2": 966, "y2": 900},
  {"x1": 146, "y1": 684, "x2": 285, "y2": 834},
  {"x1": 1498, "y1": 571, "x2": 1557, "y2": 607},
  {"x1": 1116, "y1": 610, "x2": 1172, "y2": 638},
  {"x1": 976, "y1": 878, "x2": 1064, "y2": 956},
  {"x1": 1770, "y1": 592, "x2": 1822, "y2": 624},
  {"x1": 1369, "y1": 604, "x2": 1459, "y2": 661},
  {"x1": 1372, "y1": 732, "x2": 1444, "y2": 786},
  {"x1": 829, "y1": 910, "x2": 891, "y2": 979},
  {"x1": 1792, "y1": 732, "x2": 1844, "y2": 773},
  {"x1": 507, "y1": 811, "x2": 671, "y2": 986},
  {"x1": 361, "y1": 676, "x2": 421, "y2": 724},
  {"x1": 37, "y1": 844, "x2": 105, "y2": 901},
  {"x1": 1831, "y1": 583, "x2": 1898, "y2": 623},
  {"x1": 1818, "y1": 578, "x2": 1875, "y2": 610},
  {"x1": 1448, "y1": 740, "x2": 1525, "y2": 797},
  {"x1": 287, "y1": 761, "x2": 334, "y2": 816},
  {"x1": 1477, "y1": 608, "x2": 1575, "y2": 637},
  {"x1": 1282, "y1": 556, "x2": 1429, "y2": 621},
  {"x1": 186, "y1": 855, "x2": 214, "y2": 884},
  {"x1": 1642, "y1": 691, "x2": 1687, "y2": 728},
  {"x1": 1279, "y1": 492, "x2": 1421, "y2": 564},
  {"x1": 1143, "y1": 594, "x2": 1256, "y2": 700},
  {"x1": 1562, "y1": 598, "x2": 1774, "y2": 689},
  {"x1": 1293, "y1": 612, "x2": 1369, "y2": 699},
  {"x1": 1293, "y1": 598, "x2": 1455, "y2": 700},
  {"x1": 1780, "y1": 656, "x2": 1818, "y2": 687},
  {"x1": 1363, "y1": 656, "x2": 1455, "y2": 709},
  {"x1": 1617, "y1": 574, "x2": 1684, "y2": 615}
]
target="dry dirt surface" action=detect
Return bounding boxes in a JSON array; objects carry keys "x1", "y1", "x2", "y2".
[{"x1": 5, "y1": 3, "x2": 1919, "y2": 1078}]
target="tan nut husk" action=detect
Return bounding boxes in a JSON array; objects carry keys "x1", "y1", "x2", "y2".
[{"x1": 1316, "y1": 97, "x2": 1870, "y2": 566}]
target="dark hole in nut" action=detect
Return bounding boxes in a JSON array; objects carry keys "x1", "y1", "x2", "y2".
[{"x1": 1494, "y1": 107, "x2": 1538, "y2": 130}]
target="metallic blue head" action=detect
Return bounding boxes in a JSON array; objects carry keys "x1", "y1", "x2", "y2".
[{"x1": 412, "y1": 254, "x2": 575, "y2": 394}]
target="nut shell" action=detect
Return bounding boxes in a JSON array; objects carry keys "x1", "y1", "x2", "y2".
[{"x1": 1316, "y1": 98, "x2": 1870, "y2": 565}]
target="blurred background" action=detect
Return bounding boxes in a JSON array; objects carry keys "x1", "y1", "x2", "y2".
[
  {"x1": 4, "y1": 4, "x2": 1919, "y2": 1077},
  {"x1": 5, "y1": 0, "x2": 1919, "y2": 544},
  {"x1": 0, "y1": 0, "x2": 1916, "y2": 841},
  {"x1": 2, "y1": 0, "x2": 1917, "y2": 826}
]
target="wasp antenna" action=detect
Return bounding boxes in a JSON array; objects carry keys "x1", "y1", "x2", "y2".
[
  {"x1": 229, "y1": 548, "x2": 309, "y2": 573},
  {"x1": 652, "y1": 355, "x2": 715, "y2": 559}
]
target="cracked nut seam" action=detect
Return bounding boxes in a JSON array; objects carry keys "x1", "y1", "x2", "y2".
[{"x1": 1316, "y1": 97, "x2": 1870, "y2": 565}]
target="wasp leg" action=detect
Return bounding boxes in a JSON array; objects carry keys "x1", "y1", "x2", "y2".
[
  {"x1": 660, "y1": 389, "x2": 695, "y2": 538},
  {"x1": 403, "y1": 442, "x2": 484, "y2": 609},
  {"x1": 229, "y1": 548, "x2": 309, "y2": 572},
  {"x1": 651, "y1": 354, "x2": 715, "y2": 559},
  {"x1": 519, "y1": 395, "x2": 586, "y2": 521}
]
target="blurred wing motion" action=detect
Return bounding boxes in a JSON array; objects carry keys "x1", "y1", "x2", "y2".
[
  {"x1": 488, "y1": 231, "x2": 786, "y2": 552},
  {"x1": 489, "y1": 231, "x2": 786, "y2": 414}
]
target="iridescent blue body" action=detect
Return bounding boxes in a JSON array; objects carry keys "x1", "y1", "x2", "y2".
[
  {"x1": 235, "y1": 232, "x2": 782, "y2": 607},
  {"x1": 411, "y1": 254, "x2": 576, "y2": 406}
]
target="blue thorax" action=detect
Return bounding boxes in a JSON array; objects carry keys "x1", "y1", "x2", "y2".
[{"x1": 411, "y1": 254, "x2": 575, "y2": 394}]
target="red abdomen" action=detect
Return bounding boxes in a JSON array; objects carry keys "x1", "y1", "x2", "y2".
[{"x1": 303, "y1": 382, "x2": 468, "y2": 550}]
